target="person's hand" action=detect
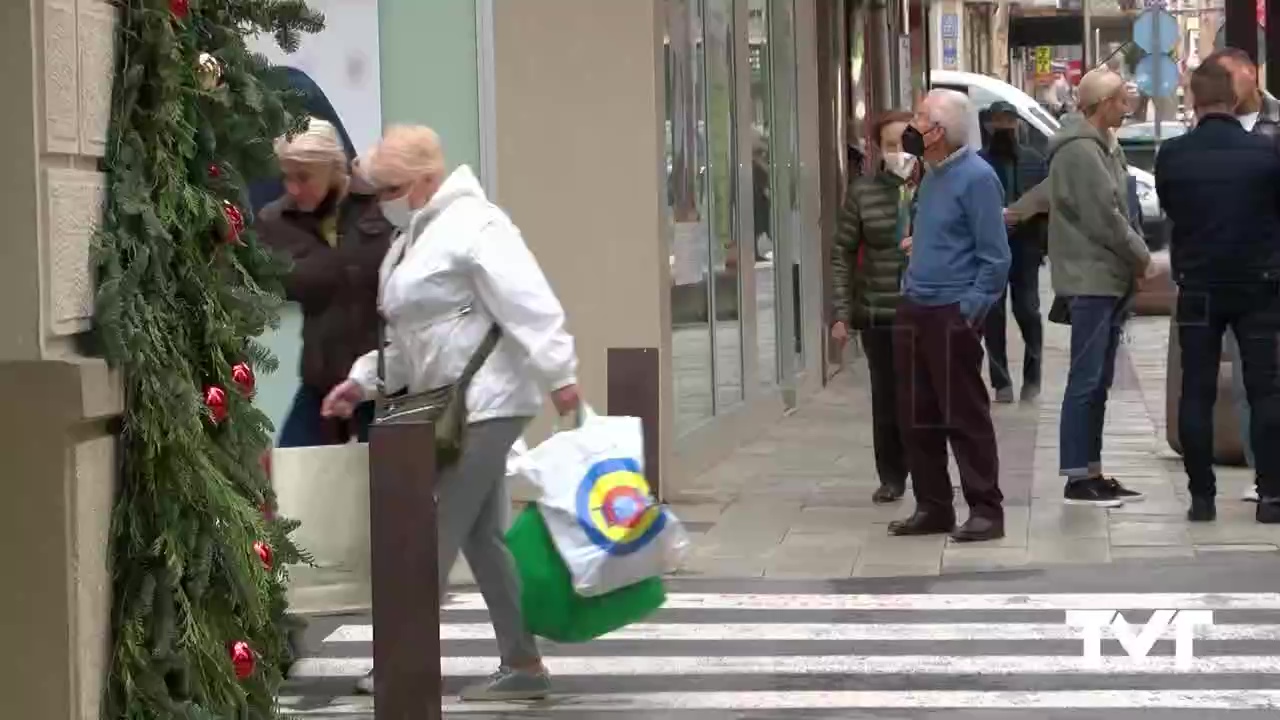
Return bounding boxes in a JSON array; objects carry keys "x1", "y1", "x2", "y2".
[
  {"x1": 900, "y1": 236, "x2": 912, "y2": 256},
  {"x1": 831, "y1": 321, "x2": 849, "y2": 344},
  {"x1": 1143, "y1": 259, "x2": 1161, "y2": 280},
  {"x1": 321, "y1": 379, "x2": 365, "y2": 419},
  {"x1": 551, "y1": 384, "x2": 582, "y2": 417},
  {"x1": 1003, "y1": 208, "x2": 1019, "y2": 226}
]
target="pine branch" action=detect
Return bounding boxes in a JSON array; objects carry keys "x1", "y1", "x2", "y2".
[{"x1": 97, "y1": 0, "x2": 323, "y2": 717}]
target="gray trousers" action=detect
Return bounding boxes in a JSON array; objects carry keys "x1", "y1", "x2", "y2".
[
  {"x1": 437, "y1": 416, "x2": 539, "y2": 665},
  {"x1": 1226, "y1": 330, "x2": 1257, "y2": 469}
]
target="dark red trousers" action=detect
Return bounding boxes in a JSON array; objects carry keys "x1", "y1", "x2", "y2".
[{"x1": 892, "y1": 299, "x2": 1003, "y2": 521}]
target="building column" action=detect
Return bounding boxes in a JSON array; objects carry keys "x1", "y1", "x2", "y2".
[
  {"x1": 0, "y1": 1, "x2": 124, "y2": 719},
  {"x1": 489, "y1": 0, "x2": 670, "y2": 493}
]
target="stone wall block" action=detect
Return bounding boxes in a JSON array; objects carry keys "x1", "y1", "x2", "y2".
[
  {"x1": 76, "y1": 0, "x2": 116, "y2": 158},
  {"x1": 42, "y1": 0, "x2": 80, "y2": 155},
  {"x1": 45, "y1": 169, "x2": 105, "y2": 336}
]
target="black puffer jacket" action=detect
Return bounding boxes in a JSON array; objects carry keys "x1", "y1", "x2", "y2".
[{"x1": 831, "y1": 171, "x2": 914, "y2": 329}]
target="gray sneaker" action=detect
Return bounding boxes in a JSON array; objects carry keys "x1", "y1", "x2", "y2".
[{"x1": 459, "y1": 665, "x2": 552, "y2": 702}]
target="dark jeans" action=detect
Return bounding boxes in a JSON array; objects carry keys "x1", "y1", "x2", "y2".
[
  {"x1": 893, "y1": 299, "x2": 1003, "y2": 521},
  {"x1": 860, "y1": 326, "x2": 909, "y2": 487},
  {"x1": 1058, "y1": 296, "x2": 1125, "y2": 477},
  {"x1": 1176, "y1": 282, "x2": 1280, "y2": 499},
  {"x1": 277, "y1": 383, "x2": 375, "y2": 448},
  {"x1": 984, "y1": 243, "x2": 1044, "y2": 390}
]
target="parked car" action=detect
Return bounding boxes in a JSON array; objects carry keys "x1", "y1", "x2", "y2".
[
  {"x1": 930, "y1": 70, "x2": 1166, "y2": 250},
  {"x1": 1115, "y1": 121, "x2": 1189, "y2": 174}
]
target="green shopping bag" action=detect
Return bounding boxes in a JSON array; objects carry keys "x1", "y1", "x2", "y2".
[{"x1": 505, "y1": 505, "x2": 666, "y2": 643}]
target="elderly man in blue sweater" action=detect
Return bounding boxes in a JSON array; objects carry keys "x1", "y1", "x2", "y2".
[{"x1": 891, "y1": 88, "x2": 1012, "y2": 543}]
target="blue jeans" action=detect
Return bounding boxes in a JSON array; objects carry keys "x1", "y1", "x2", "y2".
[
  {"x1": 277, "y1": 384, "x2": 374, "y2": 448},
  {"x1": 1226, "y1": 329, "x2": 1256, "y2": 468},
  {"x1": 1059, "y1": 296, "x2": 1125, "y2": 477}
]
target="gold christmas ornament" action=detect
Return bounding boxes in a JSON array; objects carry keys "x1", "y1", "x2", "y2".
[{"x1": 198, "y1": 52, "x2": 223, "y2": 90}]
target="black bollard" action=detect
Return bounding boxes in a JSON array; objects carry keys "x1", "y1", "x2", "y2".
[{"x1": 368, "y1": 418, "x2": 441, "y2": 720}]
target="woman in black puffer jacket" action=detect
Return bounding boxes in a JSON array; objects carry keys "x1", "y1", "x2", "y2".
[{"x1": 830, "y1": 111, "x2": 920, "y2": 504}]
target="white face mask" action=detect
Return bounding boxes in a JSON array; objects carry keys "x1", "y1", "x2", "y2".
[
  {"x1": 379, "y1": 195, "x2": 414, "y2": 230},
  {"x1": 882, "y1": 151, "x2": 917, "y2": 181}
]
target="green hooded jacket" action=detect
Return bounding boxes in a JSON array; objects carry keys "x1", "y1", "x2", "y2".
[{"x1": 1045, "y1": 117, "x2": 1151, "y2": 298}]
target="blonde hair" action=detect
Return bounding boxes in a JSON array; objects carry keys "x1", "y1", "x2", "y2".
[
  {"x1": 275, "y1": 117, "x2": 347, "y2": 170},
  {"x1": 360, "y1": 125, "x2": 446, "y2": 189},
  {"x1": 1077, "y1": 69, "x2": 1126, "y2": 115}
]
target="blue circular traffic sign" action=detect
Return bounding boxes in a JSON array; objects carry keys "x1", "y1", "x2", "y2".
[
  {"x1": 1133, "y1": 9, "x2": 1179, "y2": 55},
  {"x1": 1135, "y1": 54, "x2": 1181, "y2": 98}
]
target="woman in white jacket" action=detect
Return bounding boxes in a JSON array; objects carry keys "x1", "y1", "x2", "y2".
[{"x1": 322, "y1": 125, "x2": 580, "y2": 700}]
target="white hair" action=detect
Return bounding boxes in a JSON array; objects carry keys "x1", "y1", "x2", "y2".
[
  {"x1": 923, "y1": 88, "x2": 974, "y2": 148},
  {"x1": 275, "y1": 117, "x2": 347, "y2": 170}
]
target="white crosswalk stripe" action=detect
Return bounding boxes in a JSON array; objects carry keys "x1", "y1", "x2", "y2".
[{"x1": 279, "y1": 590, "x2": 1280, "y2": 716}]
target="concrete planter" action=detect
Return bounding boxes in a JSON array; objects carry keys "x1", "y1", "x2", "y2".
[
  {"x1": 1134, "y1": 251, "x2": 1175, "y2": 317},
  {"x1": 272, "y1": 444, "x2": 372, "y2": 614},
  {"x1": 1163, "y1": 314, "x2": 1248, "y2": 466}
]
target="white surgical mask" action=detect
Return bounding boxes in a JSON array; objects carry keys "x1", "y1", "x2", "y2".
[
  {"x1": 882, "y1": 151, "x2": 917, "y2": 181},
  {"x1": 379, "y1": 195, "x2": 414, "y2": 230}
]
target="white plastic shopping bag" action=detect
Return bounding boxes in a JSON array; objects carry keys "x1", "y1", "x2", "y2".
[{"x1": 518, "y1": 407, "x2": 690, "y2": 597}]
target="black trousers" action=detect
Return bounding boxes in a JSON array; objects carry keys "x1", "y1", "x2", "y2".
[
  {"x1": 1177, "y1": 282, "x2": 1280, "y2": 499},
  {"x1": 860, "y1": 325, "x2": 909, "y2": 487},
  {"x1": 985, "y1": 242, "x2": 1044, "y2": 390}
]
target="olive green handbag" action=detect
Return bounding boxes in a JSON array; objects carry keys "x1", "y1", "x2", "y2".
[{"x1": 373, "y1": 316, "x2": 502, "y2": 469}]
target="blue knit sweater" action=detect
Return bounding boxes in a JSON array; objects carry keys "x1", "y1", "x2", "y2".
[{"x1": 902, "y1": 146, "x2": 1011, "y2": 321}]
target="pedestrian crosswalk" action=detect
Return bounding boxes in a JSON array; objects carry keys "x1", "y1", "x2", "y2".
[{"x1": 279, "y1": 587, "x2": 1280, "y2": 716}]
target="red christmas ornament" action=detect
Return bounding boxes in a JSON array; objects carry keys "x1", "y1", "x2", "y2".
[
  {"x1": 207, "y1": 163, "x2": 221, "y2": 179},
  {"x1": 231, "y1": 362, "x2": 255, "y2": 396},
  {"x1": 253, "y1": 540, "x2": 273, "y2": 570},
  {"x1": 229, "y1": 641, "x2": 255, "y2": 680},
  {"x1": 222, "y1": 201, "x2": 245, "y2": 244},
  {"x1": 204, "y1": 386, "x2": 228, "y2": 424},
  {"x1": 170, "y1": 0, "x2": 188, "y2": 19}
]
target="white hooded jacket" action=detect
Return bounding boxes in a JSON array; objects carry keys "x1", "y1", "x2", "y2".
[{"x1": 347, "y1": 165, "x2": 578, "y2": 423}]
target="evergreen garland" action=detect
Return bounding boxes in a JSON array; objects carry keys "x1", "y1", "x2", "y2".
[{"x1": 93, "y1": 0, "x2": 323, "y2": 717}]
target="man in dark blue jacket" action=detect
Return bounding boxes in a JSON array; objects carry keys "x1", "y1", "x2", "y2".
[
  {"x1": 979, "y1": 101, "x2": 1049, "y2": 404},
  {"x1": 1155, "y1": 59, "x2": 1280, "y2": 524}
]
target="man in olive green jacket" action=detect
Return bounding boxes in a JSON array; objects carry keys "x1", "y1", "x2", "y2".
[{"x1": 1047, "y1": 69, "x2": 1154, "y2": 508}]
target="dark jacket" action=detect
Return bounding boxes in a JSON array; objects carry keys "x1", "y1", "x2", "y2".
[
  {"x1": 831, "y1": 170, "x2": 914, "y2": 328},
  {"x1": 979, "y1": 144, "x2": 1049, "y2": 253},
  {"x1": 1155, "y1": 113, "x2": 1280, "y2": 285},
  {"x1": 257, "y1": 180, "x2": 394, "y2": 391}
]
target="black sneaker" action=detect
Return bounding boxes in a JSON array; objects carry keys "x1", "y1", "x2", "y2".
[
  {"x1": 1100, "y1": 476, "x2": 1145, "y2": 502},
  {"x1": 993, "y1": 386, "x2": 1015, "y2": 404},
  {"x1": 1188, "y1": 496, "x2": 1216, "y2": 522},
  {"x1": 1064, "y1": 477, "x2": 1124, "y2": 507}
]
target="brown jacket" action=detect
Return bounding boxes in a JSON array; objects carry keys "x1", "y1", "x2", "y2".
[{"x1": 257, "y1": 180, "x2": 394, "y2": 392}]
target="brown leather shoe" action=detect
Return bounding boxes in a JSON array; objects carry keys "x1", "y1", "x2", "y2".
[
  {"x1": 888, "y1": 510, "x2": 956, "y2": 536},
  {"x1": 950, "y1": 515, "x2": 1005, "y2": 543}
]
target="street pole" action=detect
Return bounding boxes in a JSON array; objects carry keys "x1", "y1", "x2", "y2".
[
  {"x1": 1154, "y1": 8, "x2": 1163, "y2": 146},
  {"x1": 1084, "y1": 0, "x2": 1094, "y2": 66}
]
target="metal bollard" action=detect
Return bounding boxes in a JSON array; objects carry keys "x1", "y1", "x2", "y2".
[{"x1": 368, "y1": 418, "x2": 441, "y2": 720}]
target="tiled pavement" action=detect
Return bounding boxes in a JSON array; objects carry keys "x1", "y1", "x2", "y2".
[{"x1": 665, "y1": 293, "x2": 1279, "y2": 579}]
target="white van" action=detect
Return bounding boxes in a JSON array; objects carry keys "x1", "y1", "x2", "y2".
[{"x1": 930, "y1": 70, "x2": 1162, "y2": 240}]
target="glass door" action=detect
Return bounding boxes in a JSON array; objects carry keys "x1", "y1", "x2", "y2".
[{"x1": 767, "y1": 0, "x2": 804, "y2": 391}]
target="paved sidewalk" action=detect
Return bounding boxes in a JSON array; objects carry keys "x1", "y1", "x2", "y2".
[{"x1": 667, "y1": 302, "x2": 1279, "y2": 579}]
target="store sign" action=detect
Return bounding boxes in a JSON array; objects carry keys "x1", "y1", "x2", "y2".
[
  {"x1": 941, "y1": 13, "x2": 958, "y2": 69},
  {"x1": 1034, "y1": 46, "x2": 1053, "y2": 82}
]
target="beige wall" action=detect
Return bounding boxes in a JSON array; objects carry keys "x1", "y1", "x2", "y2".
[
  {"x1": 490, "y1": 0, "x2": 672, "y2": 469},
  {"x1": 488, "y1": 0, "x2": 829, "y2": 497},
  {"x1": 0, "y1": 1, "x2": 122, "y2": 718}
]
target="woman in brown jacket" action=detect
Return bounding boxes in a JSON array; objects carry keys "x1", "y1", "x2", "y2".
[{"x1": 257, "y1": 117, "x2": 394, "y2": 447}]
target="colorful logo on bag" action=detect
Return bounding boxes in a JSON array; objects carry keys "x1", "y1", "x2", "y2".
[{"x1": 576, "y1": 457, "x2": 666, "y2": 556}]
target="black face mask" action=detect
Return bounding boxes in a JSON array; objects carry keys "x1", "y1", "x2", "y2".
[
  {"x1": 989, "y1": 128, "x2": 1018, "y2": 157},
  {"x1": 902, "y1": 125, "x2": 927, "y2": 157}
]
